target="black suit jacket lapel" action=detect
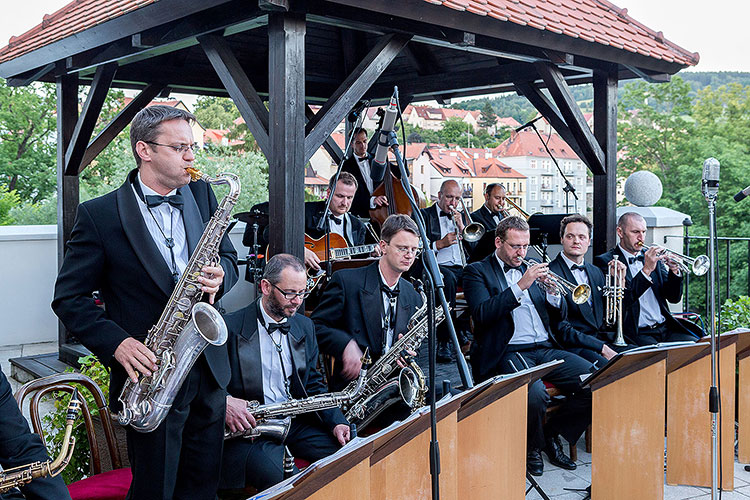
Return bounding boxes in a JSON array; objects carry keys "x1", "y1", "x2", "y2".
[
  {"x1": 237, "y1": 303, "x2": 264, "y2": 402},
  {"x1": 180, "y1": 184, "x2": 203, "y2": 254},
  {"x1": 614, "y1": 247, "x2": 635, "y2": 281},
  {"x1": 585, "y1": 262, "x2": 604, "y2": 328},
  {"x1": 287, "y1": 318, "x2": 308, "y2": 396},
  {"x1": 360, "y1": 264, "x2": 382, "y2": 355},
  {"x1": 427, "y1": 205, "x2": 442, "y2": 243},
  {"x1": 489, "y1": 254, "x2": 509, "y2": 291},
  {"x1": 116, "y1": 171, "x2": 174, "y2": 297},
  {"x1": 343, "y1": 213, "x2": 355, "y2": 247}
]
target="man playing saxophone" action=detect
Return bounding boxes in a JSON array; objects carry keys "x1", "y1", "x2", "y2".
[
  {"x1": 52, "y1": 105, "x2": 238, "y2": 500},
  {"x1": 221, "y1": 254, "x2": 350, "y2": 492}
]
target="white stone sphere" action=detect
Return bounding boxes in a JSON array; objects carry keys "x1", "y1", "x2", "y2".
[{"x1": 624, "y1": 170, "x2": 662, "y2": 207}]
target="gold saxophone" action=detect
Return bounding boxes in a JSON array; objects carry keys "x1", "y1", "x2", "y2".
[
  {"x1": 117, "y1": 167, "x2": 241, "y2": 432},
  {"x1": 0, "y1": 389, "x2": 82, "y2": 493}
]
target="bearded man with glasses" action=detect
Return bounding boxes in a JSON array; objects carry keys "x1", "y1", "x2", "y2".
[
  {"x1": 313, "y1": 214, "x2": 423, "y2": 393},
  {"x1": 220, "y1": 254, "x2": 351, "y2": 492}
]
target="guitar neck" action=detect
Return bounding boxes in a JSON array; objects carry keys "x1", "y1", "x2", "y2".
[{"x1": 330, "y1": 244, "x2": 378, "y2": 260}]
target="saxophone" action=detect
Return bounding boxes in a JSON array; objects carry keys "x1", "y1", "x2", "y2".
[
  {"x1": 117, "y1": 167, "x2": 241, "y2": 432},
  {"x1": 0, "y1": 390, "x2": 82, "y2": 493},
  {"x1": 343, "y1": 290, "x2": 444, "y2": 429},
  {"x1": 224, "y1": 364, "x2": 369, "y2": 441}
]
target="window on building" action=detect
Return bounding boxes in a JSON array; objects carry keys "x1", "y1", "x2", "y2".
[
  {"x1": 530, "y1": 160, "x2": 537, "y2": 169},
  {"x1": 530, "y1": 191, "x2": 537, "y2": 201},
  {"x1": 529, "y1": 176, "x2": 537, "y2": 185},
  {"x1": 420, "y1": 165, "x2": 424, "y2": 174}
]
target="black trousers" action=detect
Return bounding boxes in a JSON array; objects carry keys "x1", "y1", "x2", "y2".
[
  {"x1": 438, "y1": 264, "x2": 463, "y2": 343},
  {"x1": 0, "y1": 369, "x2": 71, "y2": 500},
  {"x1": 220, "y1": 414, "x2": 341, "y2": 491},
  {"x1": 636, "y1": 323, "x2": 698, "y2": 346},
  {"x1": 497, "y1": 346, "x2": 593, "y2": 451},
  {"x1": 125, "y1": 357, "x2": 226, "y2": 500}
]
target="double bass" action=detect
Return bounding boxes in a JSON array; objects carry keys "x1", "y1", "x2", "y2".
[{"x1": 368, "y1": 96, "x2": 426, "y2": 227}]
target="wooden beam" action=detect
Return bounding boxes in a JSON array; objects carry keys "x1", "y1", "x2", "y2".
[
  {"x1": 198, "y1": 33, "x2": 271, "y2": 158},
  {"x1": 268, "y1": 12, "x2": 306, "y2": 261},
  {"x1": 79, "y1": 83, "x2": 166, "y2": 172},
  {"x1": 304, "y1": 33, "x2": 411, "y2": 164},
  {"x1": 259, "y1": 0, "x2": 289, "y2": 11},
  {"x1": 56, "y1": 69, "x2": 80, "y2": 364},
  {"x1": 402, "y1": 43, "x2": 442, "y2": 77},
  {"x1": 535, "y1": 61, "x2": 606, "y2": 175},
  {"x1": 513, "y1": 80, "x2": 588, "y2": 165},
  {"x1": 64, "y1": 63, "x2": 117, "y2": 175},
  {"x1": 6, "y1": 63, "x2": 55, "y2": 87},
  {"x1": 593, "y1": 66, "x2": 619, "y2": 256},
  {"x1": 306, "y1": 105, "x2": 344, "y2": 165}
]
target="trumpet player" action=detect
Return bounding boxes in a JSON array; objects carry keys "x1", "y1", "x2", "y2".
[
  {"x1": 548, "y1": 215, "x2": 633, "y2": 365},
  {"x1": 467, "y1": 183, "x2": 507, "y2": 263},
  {"x1": 464, "y1": 216, "x2": 593, "y2": 477},
  {"x1": 221, "y1": 254, "x2": 350, "y2": 492},
  {"x1": 594, "y1": 212, "x2": 701, "y2": 345},
  {"x1": 418, "y1": 180, "x2": 470, "y2": 362}
]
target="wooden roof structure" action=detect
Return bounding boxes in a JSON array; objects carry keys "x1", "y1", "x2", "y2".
[{"x1": 0, "y1": 0, "x2": 697, "y2": 371}]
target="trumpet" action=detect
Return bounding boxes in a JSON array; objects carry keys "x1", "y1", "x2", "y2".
[
  {"x1": 635, "y1": 242, "x2": 710, "y2": 276},
  {"x1": 522, "y1": 259, "x2": 591, "y2": 304},
  {"x1": 603, "y1": 255, "x2": 627, "y2": 346},
  {"x1": 503, "y1": 197, "x2": 530, "y2": 220},
  {"x1": 449, "y1": 198, "x2": 486, "y2": 267}
]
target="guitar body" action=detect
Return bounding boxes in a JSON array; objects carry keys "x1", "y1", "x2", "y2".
[{"x1": 305, "y1": 233, "x2": 349, "y2": 261}]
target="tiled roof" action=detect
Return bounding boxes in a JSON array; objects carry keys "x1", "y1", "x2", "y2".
[
  {"x1": 429, "y1": 146, "x2": 525, "y2": 178},
  {"x1": 497, "y1": 117, "x2": 521, "y2": 129},
  {"x1": 494, "y1": 130, "x2": 581, "y2": 160},
  {"x1": 304, "y1": 165, "x2": 328, "y2": 185}
]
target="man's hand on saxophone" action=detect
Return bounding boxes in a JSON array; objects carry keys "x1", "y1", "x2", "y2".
[
  {"x1": 198, "y1": 263, "x2": 225, "y2": 304},
  {"x1": 225, "y1": 395, "x2": 257, "y2": 434},
  {"x1": 114, "y1": 337, "x2": 158, "y2": 383}
]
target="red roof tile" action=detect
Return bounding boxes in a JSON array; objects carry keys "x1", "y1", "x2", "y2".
[
  {"x1": 0, "y1": 0, "x2": 697, "y2": 69},
  {"x1": 494, "y1": 129, "x2": 581, "y2": 160}
]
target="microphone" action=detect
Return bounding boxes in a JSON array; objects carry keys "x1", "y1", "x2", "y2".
[
  {"x1": 735, "y1": 185, "x2": 750, "y2": 203},
  {"x1": 371, "y1": 87, "x2": 399, "y2": 172},
  {"x1": 514, "y1": 115, "x2": 544, "y2": 133},
  {"x1": 701, "y1": 157, "x2": 720, "y2": 201},
  {"x1": 347, "y1": 100, "x2": 369, "y2": 123}
]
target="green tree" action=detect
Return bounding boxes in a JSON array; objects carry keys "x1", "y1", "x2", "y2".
[
  {"x1": 440, "y1": 116, "x2": 473, "y2": 146},
  {"x1": 478, "y1": 101, "x2": 497, "y2": 129},
  {"x1": 0, "y1": 79, "x2": 57, "y2": 203},
  {"x1": 194, "y1": 96, "x2": 240, "y2": 129},
  {"x1": 0, "y1": 185, "x2": 21, "y2": 224}
]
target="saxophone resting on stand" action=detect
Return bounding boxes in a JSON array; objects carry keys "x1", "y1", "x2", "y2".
[
  {"x1": 117, "y1": 168, "x2": 241, "y2": 432},
  {"x1": 343, "y1": 290, "x2": 444, "y2": 429},
  {"x1": 0, "y1": 390, "x2": 82, "y2": 493}
]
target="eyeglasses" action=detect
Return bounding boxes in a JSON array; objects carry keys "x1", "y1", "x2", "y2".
[
  {"x1": 389, "y1": 244, "x2": 421, "y2": 257},
  {"x1": 270, "y1": 281, "x2": 311, "y2": 300},
  {"x1": 145, "y1": 141, "x2": 199, "y2": 154},
  {"x1": 502, "y1": 241, "x2": 529, "y2": 251}
]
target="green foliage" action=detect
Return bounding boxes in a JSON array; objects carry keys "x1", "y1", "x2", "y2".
[
  {"x1": 194, "y1": 96, "x2": 241, "y2": 129},
  {"x1": 478, "y1": 101, "x2": 498, "y2": 129},
  {"x1": 196, "y1": 149, "x2": 269, "y2": 214},
  {"x1": 0, "y1": 184, "x2": 21, "y2": 224},
  {"x1": 720, "y1": 296, "x2": 750, "y2": 333},
  {"x1": 42, "y1": 355, "x2": 110, "y2": 483},
  {"x1": 8, "y1": 197, "x2": 57, "y2": 225}
]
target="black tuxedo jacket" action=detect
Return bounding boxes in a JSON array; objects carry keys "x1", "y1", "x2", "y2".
[
  {"x1": 594, "y1": 246, "x2": 690, "y2": 340},
  {"x1": 304, "y1": 200, "x2": 367, "y2": 247},
  {"x1": 223, "y1": 300, "x2": 347, "y2": 431},
  {"x1": 418, "y1": 204, "x2": 473, "y2": 264},
  {"x1": 468, "y1": 205, "x2": 504, "y2": 263},
  {"x1": 312, "y1": 262, "x2": 422, "y2": 390},
  {"x1": 341, "y1": 156, "x2": 400, "y2": 218},
  {"x1": 52, "y1": 169, "x2": 238, "y2": 411},
  {"x1": 548, "y1": 254, "x2": 609, "y2": 352},
  {"x1": 463, "y1": 253, "x2": 562, "y2": 382}
]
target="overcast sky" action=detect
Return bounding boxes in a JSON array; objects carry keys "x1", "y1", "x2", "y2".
[{"x1": 0, "y1": 0, "x2": 743, "y2": 73}]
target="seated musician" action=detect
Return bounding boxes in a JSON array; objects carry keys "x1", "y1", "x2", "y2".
[
  {"x1": 467, "y1": 182, "x2": 507, "y2": 263},
  {"x1": 341, "y1": 127, "x2": 397, "y2": 219},
  {"x1": 463, "y1": 216, "x2": 592, "y2": 477},
  {"x1": 0, "y1": 367, "x2": 72, "y2": 500},
  {"x1": 303, "y1": 172, "x2": 369, "y2": 272},
  {"x1": 594, "y1": 212, "x2": 700, "y2": 345},
  {"x1": 548, "y1": 214, "x2": 633, "y2": 366},
  {"x1": 312, "y1": 214, "x2": 422, "y2": 392},
  {"x1": 220, "y1": 254, "x2": 350, "y2": 492},
  {"x1": 418, "y1": 179, "x2": 468, "y2": 362}
]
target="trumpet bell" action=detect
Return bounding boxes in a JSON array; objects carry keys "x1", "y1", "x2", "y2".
[
  {"x1": 571, "y1": 284, "x2": 591, "y2": 305},
  {"x1": 691, "y1": 255, "x2": 710, "y2": 276},
  {"x1": 463, "y1": 223, "x2": 486, "y2": 243}
]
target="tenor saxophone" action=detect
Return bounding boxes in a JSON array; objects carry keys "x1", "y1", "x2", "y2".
[
  {"x1": 117, "y1": 167, "x2": 240, "y2": 432},
  {"x1": 343, "y1": 290, "x2": 444, "y2": 429},
  {"x1": 0, "y1": 390, "x2": 82, "y2": 493}
]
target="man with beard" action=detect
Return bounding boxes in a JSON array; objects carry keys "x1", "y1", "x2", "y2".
[
  {"x1": 220, "y1": 254, "x2": 350, "y2": 492},
  {"x1": 313, "y1": 214, "x2": 423, "y2": 392}
]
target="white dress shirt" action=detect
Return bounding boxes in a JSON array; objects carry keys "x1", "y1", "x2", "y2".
[
  {"x1": 355, "y1": 155, "x2": 374, "y2": 194},
  {"x1": 433, "y1": 205, "x2": 462, "y2": 266},
  {"x1": 496, "y1": 254, "x2": 551, "y2": 344},
  {"x1": 618, "y1": 245, "x2": 666, "y2": 328},
  {"x1": 378, "y1": 266, "x2": 398, "y2": 352},
  {"x1": 483, "y1": 205, "x2": 502, "y2": 227},
  {"x1": 327, "y1": 213, "x2": 346, "y2": 240},
  {"x1": 258, "y1": 301, "x2": 294, "y2": 404},
  {"x1": 132, "y1": 172, "x2": 189, "y2": 279}
]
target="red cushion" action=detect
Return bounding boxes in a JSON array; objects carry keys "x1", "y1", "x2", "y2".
[
  {"x1": 543, "y1": 381, "x2": 555, "y2": 389},
  {"x1": 294, "y1": 458, "x2": 310, "y2": 469},
  {"x1": 68, "y1": 467, "x2": 132, "y2": 500}
]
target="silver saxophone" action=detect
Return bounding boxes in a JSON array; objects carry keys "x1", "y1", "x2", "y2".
[
  {"x1": 117, "y1": 167, "x2": 241, "y2": 432},
  {"x1": 342, "y1": 290, "x2": 444, "y2": 429},
  {"x1": 224, "y1": 367, "x2": 369, "y2": 441}
]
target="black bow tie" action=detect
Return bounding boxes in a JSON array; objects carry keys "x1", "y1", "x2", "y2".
[
  {"x1": 439, "y1": 210, "x2": 452, "y2": 218},
  {"x1": 570, "y1": 264, "x2": 585, "y2": 271},
  {"x1": 267, "y1": 322, "x2": 290, "y2": 335},
  {"x1": 503, "y1": 264, "x2": 520, "y2": 273},
  {"x1": 628, "y1": 255, "x2": 645, "y2": 265},
  {"x1": 329, "y1": 214, "x2": 343, "y2": 224},
  {"x1": 145, "y1": 193, "x2": 184, "y2": 210},
  {"x1": 381, "y1": 284, "x2": 400, "y2": 299}
]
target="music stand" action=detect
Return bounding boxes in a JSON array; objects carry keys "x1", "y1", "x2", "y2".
[{"x1": 527, "y1": 213, "x2": 568, "y2": 261}]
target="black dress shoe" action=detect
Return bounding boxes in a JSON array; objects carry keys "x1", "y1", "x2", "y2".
[
  {"x1": 437, "y1": 342, "x2": 452, "y2": 363},
  {"x1": 544, "y1": 435, "x2": 577, "y2": 470},
  {"x1": 527, "y1": 449, "x2": 543, "y2": 476}
]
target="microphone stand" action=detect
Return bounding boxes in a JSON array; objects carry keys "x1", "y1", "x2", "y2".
[
  {"x1": 705, "y1": 179, "x2": 720, "y2": 500},
  {"x1": 528, "y1": 123, "x2": 579, "y2": 213}
]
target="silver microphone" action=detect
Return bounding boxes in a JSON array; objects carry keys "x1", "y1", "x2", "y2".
[
  {"x1": 701, "y1": 157, "x2": 720, "y2": 201},
  {"x1": 372, "y1": 87, "x2": 399, "y2": 173}
]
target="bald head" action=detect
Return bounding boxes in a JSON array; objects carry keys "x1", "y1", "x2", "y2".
[{"x1": 437, "y1": 180, "x2": 462, "y2": 212}]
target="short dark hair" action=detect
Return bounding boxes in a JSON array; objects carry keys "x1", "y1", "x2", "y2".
[
  {"x1": 328, "y1": 171, "x2": 358, "y2": 191},
  {"x1": 495, "y1": 215, "x2": 529, "y2": 239},
  {"x1": 353, "y1": 127, "x2": 367, "y2": 138},
  {"x1": 560, "y1": 214, "x2": 593, "y2": 239},
  {"x1": 617, "y1": 212, "x2": 645, "y2": 229},
  {"x1": 381, "y1": 214, "x2": 419, "y2": 243},
  {"x1": 263, "y1": 254, "x2": 305, "y2": 284},
  {"x1": 130, "y1": 105, "x2": 196, "y2": 167},
  {"x1": 485, "y1": 183, "x2": 505, "y2": 196}
]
